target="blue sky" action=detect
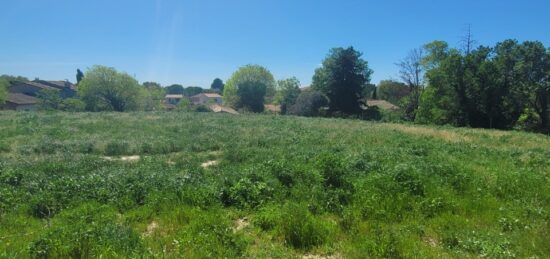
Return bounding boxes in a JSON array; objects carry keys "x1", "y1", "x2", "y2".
[{"x1": 1, "y1": 0, "x2": 549, "y2": 87}]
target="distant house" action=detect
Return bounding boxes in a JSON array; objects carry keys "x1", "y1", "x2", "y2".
[
  {"x1": 9, "y1": 81, "x2": 57, "y2": 97},
  {"x1": 1, "y1": 93, "x2": 39, "y2": 111},
  {"x1": 265, "y1": 104, "x2": 281, "y2": 113},
  {"x1": 165, "y1": 94, "x2": 186, "y2": 105},
  {"x1": 190, "y1": 93, "x2": 223, "y2": 105}
]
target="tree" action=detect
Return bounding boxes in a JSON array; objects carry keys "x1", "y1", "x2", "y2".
[
  {"x1": 166, "y1": 84, "x2": 184, "y2": 95},
  {"x1": 312, "y1": 47, "x2": 373, "y2": 115},
  {"x1": 397, "y1": 48, "x2": 425, "y2": 120},
  {"x1": 236, "y1": 81, "x2": 266, "y2": 112},
  {"x1": 78, "y1": 65, "x2": 144, "y2": 112},
  {"x1": 276, "y1": 77, "x2": 301, "y2": 114},
  {"x1": 224, "y1": 64, "x2": 275, "y2": 112},
  {"x1": 211, "y1": 78, "x2": 225, "y2": 93},
  {"x1": 142, "y1": 82, "x2": 165, "y2": 111},
  {"x1": 371, "y1": 87, "x2": 378, "y2": 100},
  {"x1": 183, "y1": 86, "x2": 203, "y2": 97},
  {"x1": 76, "y1": 69, "x2": 84, "y2": 84},
  {"x1": 37, "y1": 89, "x2": 63, "y2": 110},
  {"x1": 377, "y1": 80, "x2": 410, "y2": 105},
  {"x1": 288, "y1": 90, "x2": 328, "y2": 117},
  {"x1": 0, "y1": 78, "x2": 8, "y2": 104},
  {"x1": 414, "y1": 38, "x2": 549, "y2": 132},
  {"x1": 514, "y1": 41, "x2": 550, "y2": 132},
  {"x1": 143, "y1": 82, "x2": 162, "y2": 89}
]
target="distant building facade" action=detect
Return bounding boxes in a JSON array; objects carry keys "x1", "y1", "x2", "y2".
[
  {"x1": 190, "y1": 93, "x2": 222, "y2": 105},
  {"x1": 1, "y1": 93, "x2": 39, "y2": 111}
]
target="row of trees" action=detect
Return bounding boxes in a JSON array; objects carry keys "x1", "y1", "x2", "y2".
[
  {"x1": 222, "y1": 47, "x2": 374, "y2": 117},
  {"x1": 404, "y1": 40, "x2": 550, "y2": 133}
]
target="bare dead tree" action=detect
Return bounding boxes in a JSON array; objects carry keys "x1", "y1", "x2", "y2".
[
  {"x1": 396, "y1": 48, "x2": 425, "y2": 120},
  {"x1": 397, "y1": 48, "x2": 425, "y2": 91},
  {"x1": 461, "y1": 24, "x2": 477, "y2": 55}
]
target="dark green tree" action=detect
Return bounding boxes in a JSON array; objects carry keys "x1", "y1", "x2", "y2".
[
  {"x1": 288, "y1": 90, "x2": 328, "y2": 117},
  {"x1": 211, "y1": 78, "x2": 225, "y2": 93},
  {"x1": 183, "y1": 86, "x2": 203, "y2": 97},
  {"x1": 312, "y1": 47, "x2": 373, "y2": 114},
  {"x1": 76, "y1": 69, "x2": 84, "y2": 84},
  {"x1": 276, "y1": 77, "x2": 301, "y2": 114},
  {"x1": 165, "y1": 84, "x2": 184, "y2": 95},
  {"x1": 371, "y1": 87, "x2": 378, "y2": 100},
  {"x1": 237, "y1": 81, "x2": 267, "y2": 112}
]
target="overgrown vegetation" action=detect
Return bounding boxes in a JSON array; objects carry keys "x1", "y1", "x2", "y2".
[{"x1": 0, "y1": 111, "x2": 549, "y2": 258}]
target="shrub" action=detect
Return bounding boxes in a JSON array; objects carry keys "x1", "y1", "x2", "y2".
[
  {"x1": 279, "y1": 203, "x2": 334, "y2": 250},
  {"x1": 104, "y1": 141, "x2": 130, "y2": 156},
  {"x1": 288, "y1": 90, "x2": 328, "y2": 117},
  {"x1": 224, "y1": 177, "x2": 273, "y2": 209},
  {"x1": 176, "y1": 210, "x2": 247, "y2": 258},
  {"x1": 362, "y1": 106, "x2": 383, "y2": 121},
  {"x1": 29, "y1": 203, "x2": 144, "y2": 258}
]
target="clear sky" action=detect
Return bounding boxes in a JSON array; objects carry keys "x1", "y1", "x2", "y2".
[{"x1": 1, "y1": 0, "x2": 550, "y2": 88}]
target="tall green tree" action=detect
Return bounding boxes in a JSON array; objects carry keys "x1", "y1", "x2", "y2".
[
  {"x1": 224, "y1": 64, "x2": 275, "y2": 112},
  {"x1": 76, "y1": 69, "x2": 84, "y2": 84},
  {"x1": 276, "y1": 77, "x2": 301, "y2": 114},
  {"x1": 78, "y1": 65, "x2": 144, "y2": 112},
  {"x1": 211, "y1": 78, "x2": 225, "y2": 93},
  {"x1": 312, "y1": 47, "x2": 373, "y2": 114}
]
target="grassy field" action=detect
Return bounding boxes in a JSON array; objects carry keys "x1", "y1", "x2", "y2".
[{"x1": 0, "y1": 112, "x2": 549, "y2": 258}]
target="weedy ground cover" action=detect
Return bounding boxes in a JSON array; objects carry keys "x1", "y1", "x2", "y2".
[{"x1": 0, "y1": 111, "x2": 549, "y2": 258}]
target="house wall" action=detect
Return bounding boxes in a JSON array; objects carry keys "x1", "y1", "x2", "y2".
[
  {"x1": 211, "y1": 97, "x2": 222, "y2": 104},
  {"x1": 16, "y1": 104, "x2": 38, "y2": 111},
  {"x1": 0, "y1": 102, "x2": 37, "y2": 111}
]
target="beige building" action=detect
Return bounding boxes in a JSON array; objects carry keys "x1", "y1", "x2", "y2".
[
  {"x1": 1, "y1": 93, "x2": 39, "y2": 111},
  {"x1": 190, "y1": 93, "x2": 222, "y2": 105}
]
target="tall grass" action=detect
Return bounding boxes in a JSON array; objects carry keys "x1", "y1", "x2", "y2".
[{"x1": 0, "y1": 111, "x2": 549, "y2": 257}]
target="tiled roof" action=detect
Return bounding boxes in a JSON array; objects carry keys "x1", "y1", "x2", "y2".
[
  {"x1": 14, "y1": 81, "x2": 58, "y2": 91},
  {"x1": 6, "y1": 93, "x2": 39, "y2": 105},
  {"x1": 204, "y1": 93, "x2": 222, "y2": 98}
]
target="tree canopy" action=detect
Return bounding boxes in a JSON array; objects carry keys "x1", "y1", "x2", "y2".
[
  {"x1": 276, "y1": 77, "x2": 301, "y2": 114},
  {"x1": 76, "y1": 69, "x2": 84, "y2": 84},
  {"x1": 224, "y1": 64, "x2": 275, "y2": 112},
  {"x1": 416, "y1": 40, "x2": 550, "y2": 133},
  {"x1": 183, "y1": 86, "x2": 203, "y2": 97},
  {"x1": 211, "y1": 78, "x2": 225, "y2": 93},
  {"x1": 377, "y1": 80, "x2": 410, "y2": 105},
  {"x1": 165, "y1": 84, "x2": 184, "y2": 95},
  {"x1": 312, "y1": 47, "x2": 373, "y2": 114},
  {"x1": 78, "y1": 65, "x2": 144, "y2": 112}
]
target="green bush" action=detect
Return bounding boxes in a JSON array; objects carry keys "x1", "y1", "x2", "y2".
[
  {"x1": 104, "y1": 141, "x2": 131, "y2": 156},
  {"x1": 176, "y1": 210, "x2": 247, "y2": 258},
  {"x1": 29, "y1": 203, "x2": 144, "y2": 258},
  {"x1": 278, "y1": 203, "x2": 335, "y2": 250}
]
